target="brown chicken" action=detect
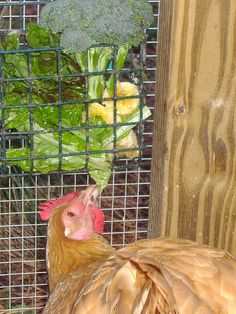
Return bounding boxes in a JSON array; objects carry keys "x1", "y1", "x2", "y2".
[{"x1": 39, "y1": 186, "x2": 236, "y2": 314}]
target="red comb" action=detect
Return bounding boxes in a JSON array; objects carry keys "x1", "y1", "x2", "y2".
[{"x1": 38, "y1": 191, "x2": 80, "y2": 221}]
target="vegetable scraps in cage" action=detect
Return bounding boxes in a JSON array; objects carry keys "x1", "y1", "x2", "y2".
[{"x1": 0, "y1": 0, "x2": 153, "y2": 190}]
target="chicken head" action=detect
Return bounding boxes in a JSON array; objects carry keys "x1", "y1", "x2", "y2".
[
  {"x1": 39, "y1": 185, "x2": 104, "y2": 241},
  {"x1": 61, "y1": 186, "x2": 104, "y2": 240}
]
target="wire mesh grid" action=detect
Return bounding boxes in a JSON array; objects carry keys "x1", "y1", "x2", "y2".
[
  {"x1": 0, "y1": 0, "x2": 48, "y2": 31},
  {"x1": 0, "y1": 0, "x2": 159, "y2": 312},
  {"x1": 0, "y1": 43, "x2": 145, "y2": 175}
]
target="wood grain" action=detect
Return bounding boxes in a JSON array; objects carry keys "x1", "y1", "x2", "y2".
[{"x1": 148, "y1": 0, "x2": 236, "y2": 255}]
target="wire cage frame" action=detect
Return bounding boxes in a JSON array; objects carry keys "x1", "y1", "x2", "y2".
[
  {"x1": 0, "y1": 0, "x2": 159, "y2": 312},
  {"x1": 0, "y1": 39, "x2": 147, "y2": 178}
]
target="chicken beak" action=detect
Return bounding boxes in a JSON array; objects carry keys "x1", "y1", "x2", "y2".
[{"x1": 80, "y1": 185, "x2": 100, "y2": 207}]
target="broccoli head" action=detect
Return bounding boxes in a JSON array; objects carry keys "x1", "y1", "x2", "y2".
[{"x1": 40, "y1": 0, "x2": 153, "y2": 54}]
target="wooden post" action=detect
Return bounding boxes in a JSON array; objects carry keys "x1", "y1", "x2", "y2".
[{"x1": 148, "y1": 0, "x2": 236, "y2": 255}]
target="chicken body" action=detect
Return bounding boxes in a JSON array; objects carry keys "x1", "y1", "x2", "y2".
[
  {"x1": 44, "y1": 237, "x2": 236, "y2": 314},
  {"x1": 40, "y1": 187, "x2": 236, "y2": 314}
]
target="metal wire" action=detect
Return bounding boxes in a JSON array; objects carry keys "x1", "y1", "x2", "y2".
[
  {"x1": 0, "y1": 0, "x2": 159, "y2": 312},
  {"x1": 0, "y1": 43, "x2": 144, "y2": 174}
]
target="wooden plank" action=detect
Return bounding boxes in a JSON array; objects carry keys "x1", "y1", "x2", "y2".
[{"x1": 148, "y1": 0, "x2": 236, "y2": 255}]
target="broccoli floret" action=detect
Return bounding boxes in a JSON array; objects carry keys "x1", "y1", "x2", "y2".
[
  {"x1": 40, "y1": 0, "x2": 153, "y2": 100},
  {"x1": 40, "y1": 0, "x2": 153, "y2": 53},
  {"x1": 61, "y1": 28, "x2": 95, "y2": 54}
]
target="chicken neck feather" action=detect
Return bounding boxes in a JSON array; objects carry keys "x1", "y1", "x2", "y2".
[{"x1": 46, "y1": 206, "x2": 114, "y2": 291}]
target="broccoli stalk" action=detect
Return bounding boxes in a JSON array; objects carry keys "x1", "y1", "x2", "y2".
[
  {"x1": 74, "y1": 45, "x2": 129, "y2": 100},
  {"x1": 40, "y1": 0, "x2": 153, "y2": 100}
]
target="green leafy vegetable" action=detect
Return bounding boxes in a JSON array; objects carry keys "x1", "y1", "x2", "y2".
[
  {"x1": 1, "y1": 9, "x2": 152, "y2": 190},
  {"x1": 40, "y1": 0, "x2": 153, "y2": 52}
]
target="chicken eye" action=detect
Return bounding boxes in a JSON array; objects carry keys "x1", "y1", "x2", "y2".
[{"x1": 67, "y1": 211, "x2": 75, "y2": 218}]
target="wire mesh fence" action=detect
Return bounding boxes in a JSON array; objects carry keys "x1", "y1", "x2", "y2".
[{"x1": 0, "y1": 0, "x2": 159, "y2": 312}]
